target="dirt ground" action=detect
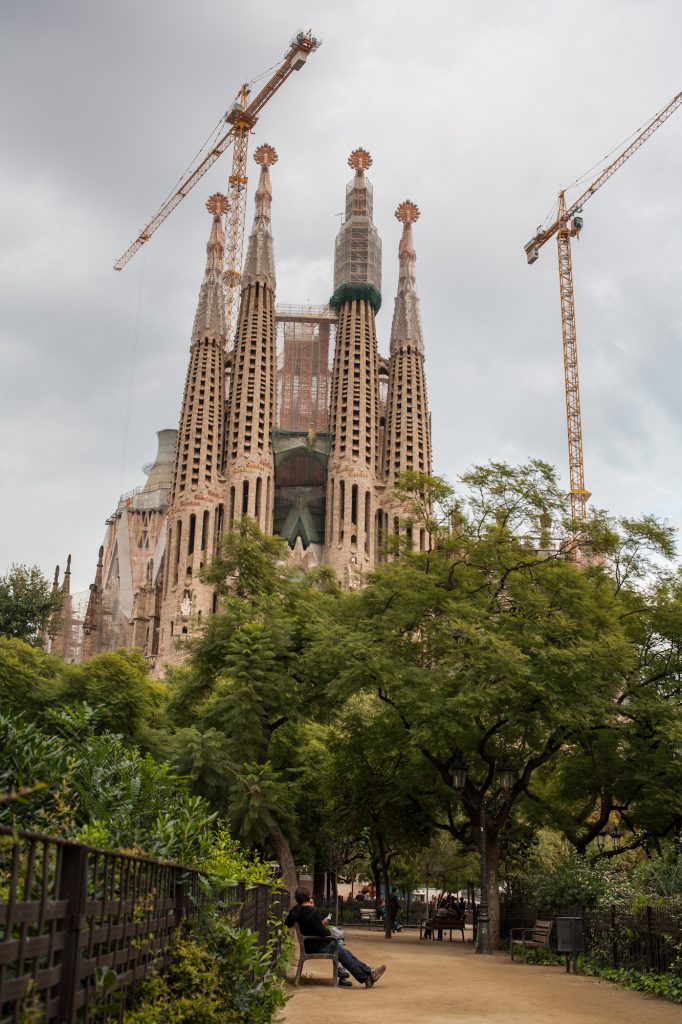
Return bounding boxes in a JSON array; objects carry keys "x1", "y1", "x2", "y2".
[{"x1": 280, "y1": 928, "x2": 682, "y2": 1024}]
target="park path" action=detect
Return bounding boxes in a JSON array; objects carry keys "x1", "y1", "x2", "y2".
[{"x1": 280, "y1": 929, "x2": 682, "y2": 1024}]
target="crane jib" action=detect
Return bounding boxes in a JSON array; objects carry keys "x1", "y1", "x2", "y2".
[{"x1": 112, "y1": 31, "x2": 320, "y2": 272}]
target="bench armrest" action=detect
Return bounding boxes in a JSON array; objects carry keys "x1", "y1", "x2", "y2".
[{"x1": 509, "y1": 927, "x2": 533, "y2": 940}]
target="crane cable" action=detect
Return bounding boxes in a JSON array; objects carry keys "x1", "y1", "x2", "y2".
[
  {"x1": 119, "y1": 247, "x2": 147, "y2": 497},
  {"x1": 538, "y1": 105, "x2": 666, "y2": 233},
  {"x1": 148, "y1": 114, "x2": 228, "y2": 227}
]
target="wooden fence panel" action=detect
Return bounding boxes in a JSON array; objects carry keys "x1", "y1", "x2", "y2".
[{"x1": 0, "y1": 826, "x2": 276, "y2": 1023}]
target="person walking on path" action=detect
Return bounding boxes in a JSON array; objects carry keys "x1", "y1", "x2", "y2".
[
  {"x1": 285, "y1": 887, "x2": 387, "y2": 988},
  {"x1": 388, "y1": 887, "x2": 402, "y2": 933}
]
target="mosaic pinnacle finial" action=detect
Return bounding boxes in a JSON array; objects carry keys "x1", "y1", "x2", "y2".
[
  {"x1": 206, "y1": 193, "x2": 228, "y2": 217},
  {"x1": 348, "y1": 148, "x2": 372, "y2": 174},
  {"x1": 254, "y1": 144, "x2": 278, "y2": 167},
  {"x1": 395, "y1": 200, "x2": 420, "y2": 224}
]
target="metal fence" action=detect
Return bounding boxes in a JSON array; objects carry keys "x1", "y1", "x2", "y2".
[
  {"x1": 501, "y1": 902, "x2": 682, "y2": 974},
  {"x1": 0, "y1": 825, "x2": 279, "y2": 1024},
  {"x1": 317, "y1": 897, "x2": 429, "y2": 928}
]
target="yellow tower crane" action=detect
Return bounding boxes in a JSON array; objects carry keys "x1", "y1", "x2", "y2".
[
  {"x1": 525, "y1": 87, "x2": 682, "y2": 525},
  {"x1": 114, "y1": 30, "x2": 320, "y2": 343}
]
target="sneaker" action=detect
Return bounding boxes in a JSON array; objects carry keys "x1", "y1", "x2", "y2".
[
  {"x1": 365, "y1": 965, "x2": 387, "y2": 988},
  {"x1": 338, "y1": 977, "x2": 353, "y2": 988}
]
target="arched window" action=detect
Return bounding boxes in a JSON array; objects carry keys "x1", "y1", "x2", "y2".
[{"x1": 188, "y1": 514, "x2": 196, "y2": 556}]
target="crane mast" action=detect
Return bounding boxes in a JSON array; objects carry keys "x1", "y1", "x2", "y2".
[
  {"x1": 525, "y1": 86, "x2": 682, "y2": 525},
  {"x1": 556, "y1": 192, "x2": 588, "y2": 523},
  {"x1": 113, "y1": 30, "x2": 321, "y2": 348}
]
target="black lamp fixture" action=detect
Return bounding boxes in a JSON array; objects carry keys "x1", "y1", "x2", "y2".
[
  {"x1": 451, "y1": 757, "x2": 468, "y2": 793},
  {"x1": 611, "y1": 826, "x2": 623, "y2": 851},
  {"x1": 596, "y1": 831, "x2": 607, "y2": 852},
  {"x1": 498, "y1": 758, "x2": 515, "y2": 794}
]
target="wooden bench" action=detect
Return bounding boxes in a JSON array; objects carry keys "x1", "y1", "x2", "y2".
[
  {"x1": 510, "y1": 919, "x2": 553, "y2": 961},
  {"x1": 293, "y1": 923, "x2": 339, "y2": 986},
  {"x1": 359, "y1": 906, "x2": 383, "y2": 929},
  {"x1": 420, "y1": 912, "x2": 466, "y2": 941}
]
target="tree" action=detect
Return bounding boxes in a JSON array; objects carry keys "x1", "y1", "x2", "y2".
[
  {"x1": 0, "y1": 564, "x2": 62, "y2": 646},
  {"x1": 526, "y1": 553, "x2": 682, "y2": 857},
  {"x1": 169, "y1": 518, "x2": 342, "y2": 898},
  {"x1": 319, "y1": 694, "x2": 434, "y2": 937},
  {"x1": 317, "y1": 461, "x2": 675, "y2": 947}
]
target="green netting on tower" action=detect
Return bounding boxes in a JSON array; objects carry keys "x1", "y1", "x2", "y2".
[{"x1": 329, "y1": 282, "x2": 382, "y2": 313}]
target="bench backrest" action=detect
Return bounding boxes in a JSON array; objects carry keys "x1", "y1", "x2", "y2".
[
  {"x1": 531, "y1": 919, "x2": 553, "y2": 943},
  {"x1": 432, "y1": 913, "x2": 465, "y2": 927}
]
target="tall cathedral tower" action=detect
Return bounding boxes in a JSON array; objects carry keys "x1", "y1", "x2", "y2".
[
  {"x1": 78, "y1": 145, "x2": 436, "y2": 672},
  {"x1": 383, "y1": 201, "x2": 432, "y2": 544},
  {"x1": 224, "y1": 145, "x2": 279, "y2": 532},
  {"x1": 326, "y1": 150, "x2": 383, "y2": 579},
  {"x1": 158, "y1": 194, "x2": 227, "y2": 663}
]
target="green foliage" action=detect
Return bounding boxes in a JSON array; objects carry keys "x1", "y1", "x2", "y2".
[
  {"x1": 123, "y1": 915, "x2": 288, "y2": 1024},
  {"x1": 0, "y1": 707, "x2": 208, "y2": 858},
  {"x1": 168, "y1": 518, "x2": 345, "y2": 890},
  {"x1": 58, "y1": 649, "x2": 165, "y2": 746},
  {"x1": 198, "y1": 826, "x2": 274, "y2": 887},
  {"x1": 0, "y1": 638, "x2": 167, "y2": 751},
  {"x1": 630, "y1": 842, "x2": 682, "y2": 908},
  {"x1": 579, "y1": 960, "x2": 682, "y2": 1003},
  {"x1": 509, "y1": 839, "x2": 615, "y2": 908},
  {"x1": 0, "y1": 564, "x2": 62, "y2": 646},
  {"x1": 0, "y1": 638, "x2": 61, "y2": 719}
]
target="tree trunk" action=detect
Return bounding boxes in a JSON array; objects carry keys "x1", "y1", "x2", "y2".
[
  {"x1": 268, "y1": 823, "x2": 298, "y2": 902},
  {"x1": 486, "y1": 833, "x2": 501, "y2": 950},
  {"x1": 370, "y1": 856, "x2": 382, "y2": 903},
  {"x1": 312, "y1": 863, "x2": 325, "y2": 902}
]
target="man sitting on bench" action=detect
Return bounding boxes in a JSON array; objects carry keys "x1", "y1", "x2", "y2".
[{"x1": 285, "y1": 887, "x2": 387, "y2": 988}]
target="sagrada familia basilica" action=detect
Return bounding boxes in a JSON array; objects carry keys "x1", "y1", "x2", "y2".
[{"x1": 49, "y1": 147, "x2": 432, "y2": 673}]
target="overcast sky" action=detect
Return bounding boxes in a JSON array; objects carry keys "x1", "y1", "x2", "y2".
[{"x1": 1, "y1": 0, "x2": 681, "y2": 591}]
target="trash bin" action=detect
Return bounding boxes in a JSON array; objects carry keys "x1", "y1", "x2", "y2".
[{"x1": 555, "y1": 916, "x2": 585, "y2": 973}]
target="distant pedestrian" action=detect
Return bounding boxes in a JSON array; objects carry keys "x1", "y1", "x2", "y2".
[{"x1": 388, "y1": 887, "x2": 402, "y2": 932}]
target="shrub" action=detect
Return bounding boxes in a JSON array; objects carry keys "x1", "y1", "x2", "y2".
[{"x1": 123, "y1": 914, "x2": 288, "y2": 1024}]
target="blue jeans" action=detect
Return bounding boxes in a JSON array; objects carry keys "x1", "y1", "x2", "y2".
[{"x1": 316, "y1": 939, "x2": 371, "y2": 983}]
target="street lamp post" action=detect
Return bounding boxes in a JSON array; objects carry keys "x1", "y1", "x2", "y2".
[
  {"x1": 477, "y1": 802, "x2": 491, "y2": 955},
  {"x1": 452, "y1": 757, "x2": 514, "y2": 956}
]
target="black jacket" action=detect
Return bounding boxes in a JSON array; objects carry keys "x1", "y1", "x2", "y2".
[{"x1": 285, "y1": 904, "x2": 331, "y2": 952}]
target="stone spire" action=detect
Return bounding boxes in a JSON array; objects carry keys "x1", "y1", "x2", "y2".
[
  {"x1": 326, "y1": 149, "x2": 383, "y2": 579},
  {"x1": 224, "y1": 145, "x2": 279, "y2": 534},
  {"x1": 192, "y1": 194, "x2": 227, "y2": 339},
  {"x1": 62, "y1": 554, "x2": 71, "y2": 595},
  {"x1": 390, "y1": 201, "x2": 423, "y2": 353},
  {"x1": 170, "y1": 194, "x2": 227, "y2": 506},
  {"x1": 49, "y1": 554, "x2": 74, "y2": 660},
  {"x1": 159, "y1": 195, "x2": 228, "y2": 669},
  {"x1": 241, "y1": 144, "x2": 277, "y2": 292},
  {"x1": 384, "y1": 201, "x2": 432, "y2": 491},
  {"x1": 83, "y1": 546, "x2": 105, "y2": 659}
]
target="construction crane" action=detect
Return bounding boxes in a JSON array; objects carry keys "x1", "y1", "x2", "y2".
[
  {"x1": 525, "y1": 87, "x2": 682, "y2": 525},
  {"x1": 114, "y1": 30, "x2": 320, "y2": 342}
]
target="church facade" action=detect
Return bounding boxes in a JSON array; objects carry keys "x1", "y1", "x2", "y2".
[{"x1": 72, "y1": 147, "x2": 432, "y2": 672}]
